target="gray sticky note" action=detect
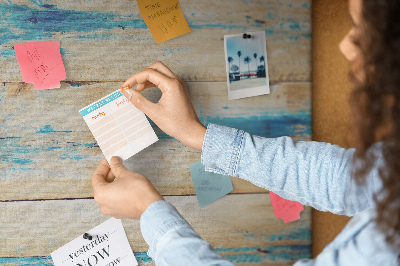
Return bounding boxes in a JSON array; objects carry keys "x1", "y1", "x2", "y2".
[{"x1": 189, "y1": 160, "x2": 233, "y2": 208}]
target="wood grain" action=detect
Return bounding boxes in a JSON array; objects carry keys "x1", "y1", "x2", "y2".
[
  {"x1": 0, "y1": 81, "x2": 310, "y2": 201},
  {"x1": 0, "y1": 0, "x2": 311, "y2": 83},
  {"x1": 0, "y1": 194, "x2": 311, "y2": 264}
]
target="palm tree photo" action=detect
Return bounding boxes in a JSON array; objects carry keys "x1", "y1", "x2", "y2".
[
  {"x1": 244, "y1": 56, "x2": 251, "y2": 78},
  {"x1": 237, "y1": 51, "x2": 242, "y2": 77},
  {"x1": 260, "y1": 55, "x2": 265, "y2": 71},
  {"x1": 227, "y1": 56, "x2": 234, "y2": 73},
  {"x1": 253, "y1": 53, "x2": 258, "y2": 75}
]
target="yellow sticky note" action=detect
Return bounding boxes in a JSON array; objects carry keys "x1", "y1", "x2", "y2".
[{"x1": 137, "y1": 0, "x2": 191, "y2": 44}]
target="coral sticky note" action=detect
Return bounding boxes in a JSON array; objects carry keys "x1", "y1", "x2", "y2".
[
  {"x1": 14, "y1": 41, "x2": 66, "y2": 90},
  {"x1": 270, "y1": 191, "x2": 304, "y2": 223},
  {"x1": 137, "y1": 0, "x2": 191, "y2": 44}
]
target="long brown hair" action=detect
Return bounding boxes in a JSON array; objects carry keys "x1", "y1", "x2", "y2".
[{"x1": 350, "y1": 0, "x2": 400, "y2": 252}]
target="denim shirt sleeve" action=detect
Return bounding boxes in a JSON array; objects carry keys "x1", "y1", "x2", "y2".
[
  {"x1": 201, "y1": 123, "x2": 383, "y2": 216},
  {"x1": 140, "y1": 200, "x2": 234, "y2": 266}
]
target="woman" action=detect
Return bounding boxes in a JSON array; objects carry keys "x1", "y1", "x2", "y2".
[{"x1": 91, "y1": 0, "x2": 400, "y2": 264}]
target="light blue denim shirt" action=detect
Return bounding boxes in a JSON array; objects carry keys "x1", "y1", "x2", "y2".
[{"x1": 140, "y1": 124, "x2": 399, "y2": 265}]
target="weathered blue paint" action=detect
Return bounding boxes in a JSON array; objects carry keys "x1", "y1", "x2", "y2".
[
  {"x1": 60, "y1": 153, "x2": 85, "y2": 160},
  {"x1": 29, "y1": 0, "x2": 44, "y2": 5},
  {"x1": 0, "y1": 244, "x2": 311, "y2": 265},
  {"x1": 268, "y1": 227, "x2": 311, "y2": 242},
  {"x1": 0, "y1": 1, "x2": 311, "y2": 55},
  {"x1": 0, "y1": 256, "x2": 54, "y2": 266},
  {"x1": 134, "y1": 252, "x2": 154, "y2": 263},
  {"x1": 0, "y1": 48, "x2": 15, "y2": 57},
  {"x1": 289, "y1": 22, "x2": 301, "y2": 30},
  {"x1": 218, "y1": 244, "x2": 311, "y2": 263},
  {"x1": 6, "y1": 144, "x2": 39, "y2": 154},
  {"x1": 204, "y1": 110, "x2": 311, "y2": 138},
  {"x1": 59, "y1": 47, "x2": 69, "y2": 55},
  {"x1": 2, "y1": 157, "x2": 33, "y2": 165},
  {"x1": 0, "y1": 3, "x2": 147, "y2": 46},
  {"x1": 72, "y1": 142, "x2": 99, "y2": 148},
  {"x1": 267, "y1": 12, "x2": 277, "y2": 19},
  {"x1": 46, "y1": 147, "x2": 61, "y2": 151},
  {"x1": 66, "y1": 81, "x2": 83, "y2": 87},
  {"x1": 151, "y1": 110, "x2": 311, "y2": 140},
  {"x1": 36, "y1": 125, "x2": 72, "y2": 133},
  {"x1": 237, "y1": 225, "x2": 311, "y2": 242}
]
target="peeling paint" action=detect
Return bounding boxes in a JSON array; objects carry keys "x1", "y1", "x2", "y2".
[{"x1": 0, "y1": 244, "x2": 311, "y2": 265}]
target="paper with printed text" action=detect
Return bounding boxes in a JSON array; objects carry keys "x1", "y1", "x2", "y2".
[{"x1": 51, "y1": 218, "x2": 137, "y2": 266}]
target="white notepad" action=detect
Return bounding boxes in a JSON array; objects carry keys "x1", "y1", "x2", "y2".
[{"x1": 79, "y1": 90, "x2": 158, "y2": 162}]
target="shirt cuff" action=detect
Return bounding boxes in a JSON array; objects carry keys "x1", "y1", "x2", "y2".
[
  {"x1": 201, "y1": 123, "x2": 245, "y2": 177},
  {"x1": 140, "y1": 200, "x2": 192, "y2": 259}
]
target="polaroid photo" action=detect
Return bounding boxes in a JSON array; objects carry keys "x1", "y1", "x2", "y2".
[{"x1": 224, "y1": 30, "x2": 270, "y2": 100}]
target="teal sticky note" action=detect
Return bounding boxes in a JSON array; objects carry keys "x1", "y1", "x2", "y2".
[{"x1": 189, "y1": 160, "x2": 233, "y2": 208}]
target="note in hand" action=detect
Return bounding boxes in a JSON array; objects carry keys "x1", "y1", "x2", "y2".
[
  {"x1": 189, "y1": 160, "x2": 233, "y2": 208},
  {"x1": 79, "y1": 90, "x2": 158, "y2": 162},
  {"x1": 137, "y1": 0, "x2": 191, "y2": 44},
  {"x1": 14, "y1": 41, "x2": 67, "y2": 90},
  {"x1": 269, "y1": 191, "x2": 304, "y2": 223},
  {"x1": 51, "y1": 218, "x2": 137, "y2": 266}
]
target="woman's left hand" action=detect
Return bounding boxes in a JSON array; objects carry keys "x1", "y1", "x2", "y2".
[{"x1": 91, "y1": 156, "x2": 164, "y2": 219}]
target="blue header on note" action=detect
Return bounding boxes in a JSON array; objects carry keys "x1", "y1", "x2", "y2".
[{"x1": 80, "y1": 91, "x2": 123, "y2": 117}]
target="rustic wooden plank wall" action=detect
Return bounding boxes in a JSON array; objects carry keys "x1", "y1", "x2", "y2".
[{"x1": 0, "y1": 0, "x2": 312, "y2": 265}]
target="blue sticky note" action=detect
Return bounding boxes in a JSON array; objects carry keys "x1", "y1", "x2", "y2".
[{"x1": 189, "y1": 160, "x2": 233, "y2": 208}]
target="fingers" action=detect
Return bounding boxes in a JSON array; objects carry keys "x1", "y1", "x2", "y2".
[
  {"x1": 147, "y1": 61, "x2": 177, "y2": 79},
  {"x1": 121, "y1": 68, "x2": 173, "y2": 94},
  {"x1": 105, "y1": 169, "x2": 116, "y2": 183},
  {"x1": 109, "y1": 156, "x2": 129, "y2": 178},
  {"x1": 121, "y1": 89, "x2": 158, "y2": 116},
  {"x1": 92, "y1": 159, "x2": 111, "y2": 189},
  {"x1": 136, "y1": 81, "x2": 155, "y2": 92}
]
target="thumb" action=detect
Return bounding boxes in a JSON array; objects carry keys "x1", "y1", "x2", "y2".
[
  {"x1": 122, "y1": 89, "x2": 155, "y2": 116},
  {"x1": 109, "y1": 156, "x2": 128, "y2": 178}
]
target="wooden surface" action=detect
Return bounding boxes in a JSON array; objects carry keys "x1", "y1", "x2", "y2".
[
  {"x1": 312, "y1": 0, "x2": 352, "y2": 258},
  {"x1": 0, "y1": 0, "x2": 312, "y2": 265}
]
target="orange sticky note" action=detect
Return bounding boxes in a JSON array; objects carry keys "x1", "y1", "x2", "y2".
[
  {"x1": 270, "y1": 192, "x2": 304, "y2": 223},
  {"x1": 137, "y1": 0, "x2": 191, "y2": 44},
  {"x1": 14, "y1": 41, "x2": 67, "y2": 90}
]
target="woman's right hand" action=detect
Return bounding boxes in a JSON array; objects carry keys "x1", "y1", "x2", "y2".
[{"x1": 120, "y1": 61, "x2": 206, "y2": 151}]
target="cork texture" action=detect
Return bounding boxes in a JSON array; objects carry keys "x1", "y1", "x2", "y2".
[{"x1": 312, "y1": 0, "x2": 353, "y2": 257}]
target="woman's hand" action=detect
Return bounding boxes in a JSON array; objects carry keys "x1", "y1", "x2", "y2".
[
  {"x1": 91, "y1": 157, "x2": 164, "y2": 219},
  {"x1": 120, "y1": 61, "x2": 206, "y2": 151}
]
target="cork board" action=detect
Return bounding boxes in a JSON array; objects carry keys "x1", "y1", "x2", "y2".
[{"x1": 312, "y1": 0, "x2": 353, "y2": 257}]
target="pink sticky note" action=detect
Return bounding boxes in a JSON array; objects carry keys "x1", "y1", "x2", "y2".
[
  {"x1": 14, "y1": 41, "x2": 66, "y2": 90},
  {"x1": 270, "y1": 191, "x2": 304, "y2": 223}
]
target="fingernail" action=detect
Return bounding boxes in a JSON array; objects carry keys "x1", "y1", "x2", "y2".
[
  {"x1": 125, "y1": 89, "x2": 133, "y2": 100},
  {"x1": 110, "y1": 156, "x2": 122, "y2": 165},
  {"x1": 121, "y1": 85, "x2": 130, "y2": 91}
]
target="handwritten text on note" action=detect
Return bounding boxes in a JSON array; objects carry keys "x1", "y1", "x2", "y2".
[
  {"x1": 137, "y1": 0, "x2": 191, "y2": 44},
  {"x1": 14, "y1": 41, "x2": 66, "y2": 90}
]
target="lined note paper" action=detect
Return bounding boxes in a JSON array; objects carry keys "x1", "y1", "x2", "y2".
[
  {"x1": 270, "y1": 192, "x2": 304, "y2": 223},
  {"x1": 137, "y1": 0, "x2": 191, "y2": 43},
  {"x1": 79, "y1": 90, "x2": 158, "y2": 162},
  {"x1": 190, "y1": 161, "x2": 233, "y2": 208},
  {"x1": 14, "y1": 41, "x2": 66, "y2": 90}
]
